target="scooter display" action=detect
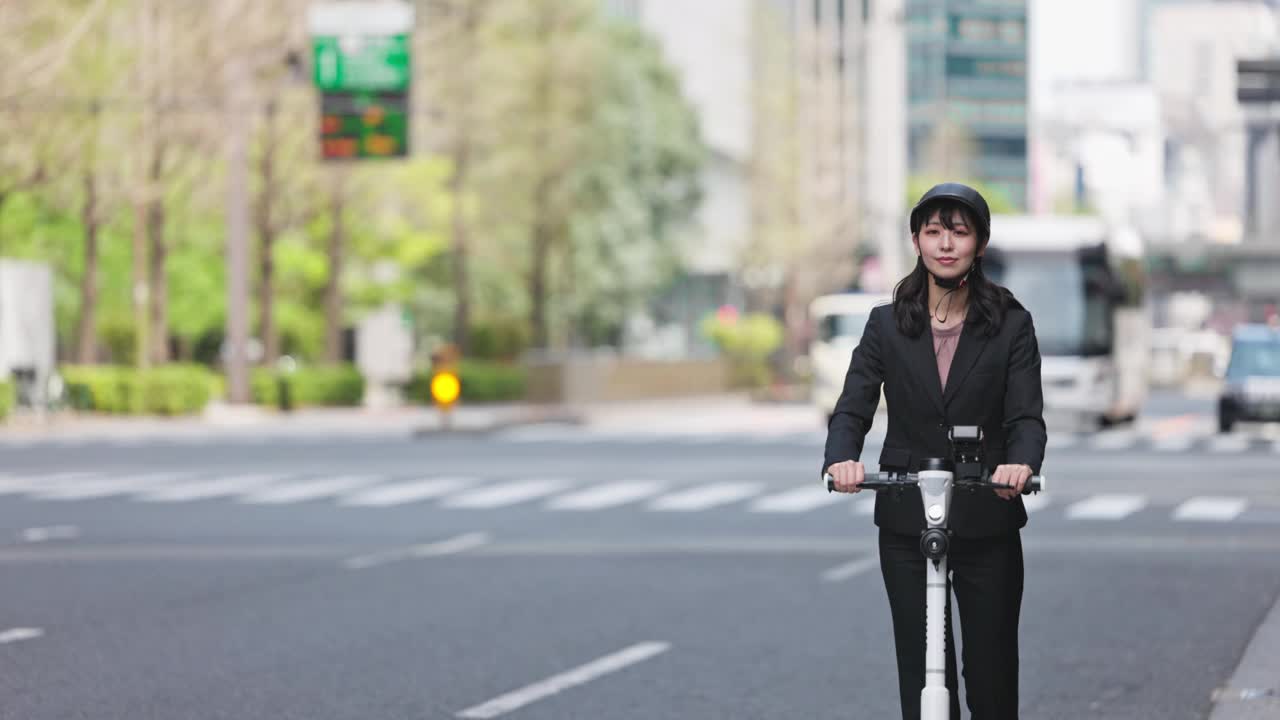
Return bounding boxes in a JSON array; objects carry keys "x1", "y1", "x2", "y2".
[{"x1": 823, "y1": 425, "x2": 1046, "y2": 720}]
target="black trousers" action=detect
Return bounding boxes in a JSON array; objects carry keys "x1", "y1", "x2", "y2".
[{"x1": 878, "y1": 528, "x2": 1024, "y2": 720}]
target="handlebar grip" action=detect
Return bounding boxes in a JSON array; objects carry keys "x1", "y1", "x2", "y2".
[
  {"x1": 825, "y1": 472, "x2": 1046, "y2": 494},
  {"x1": 824, "y1": 471, "x2": 903, "y2": 492}
]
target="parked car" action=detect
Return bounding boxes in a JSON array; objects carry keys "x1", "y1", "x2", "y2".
[{"x1": 1218, "y1": 324, "x2": 1280, "y2": 433}]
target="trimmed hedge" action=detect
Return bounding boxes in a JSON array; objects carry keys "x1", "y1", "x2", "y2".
[
  {"x1": 0, "y1": 379, "x2": 12, "y2": 421},
  {"x1": 252, "y1": 365, "x2": 365, "y2": 408},
  {"x1": 407, "y1": 360, "x2": 527, "y2": 404},
  {"x1": 61, "y1": 364, "x2": 219, "y2": 415}
]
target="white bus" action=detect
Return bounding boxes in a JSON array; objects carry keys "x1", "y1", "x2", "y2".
[
  {"x1": 983, "y1": 215, "x2": 1150, "y2": 428},
  {"x1": 809, "y1": 292, "x2": 891, "y2": 423}
]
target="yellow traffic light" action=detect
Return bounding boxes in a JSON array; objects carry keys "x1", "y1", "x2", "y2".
[{"x1": 431, "y1": 371, "x2": 461, "y2": 406}]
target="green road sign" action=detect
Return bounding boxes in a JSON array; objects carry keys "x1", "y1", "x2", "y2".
[
  {"x1": 312, "y1": 34, "x2": 411, "y2": 92},
  {"x1": 309, "y1": 1, "x2": 414, "y2": 161}
]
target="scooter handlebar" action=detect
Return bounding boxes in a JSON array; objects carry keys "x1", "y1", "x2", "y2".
[{"x1": 824, "y1": 471, "x2": 1045, "y2": 495}]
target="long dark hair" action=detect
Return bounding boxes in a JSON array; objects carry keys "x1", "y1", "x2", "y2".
[{"x1": 892, "y1": 199, "x2": 1014, "y2": 338}]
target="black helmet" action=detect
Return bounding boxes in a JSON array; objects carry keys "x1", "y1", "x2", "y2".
[{"x1": 909, "y1": 182, "x2": 991, "y2": 244}]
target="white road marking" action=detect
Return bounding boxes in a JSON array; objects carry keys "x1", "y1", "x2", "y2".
[
  {"x1": 1173, "y1": 496, "x2": 1248, "y2": 522},
  {"x1": 749, "y1": 485, "x2": 850, "y2": 513},
  {"x1": 821, "y1": 555, "x2": 881, "y2": 583},
  {"x1": 1021, "y1": 494, "x2": 1051, "y2": 513},
  {"x1": 344, "y1": 532, "x2": 491, "y2": 570},
  {"x1": 440, "y1": 479, "x2": 572, "y2": 509},
  {"x1": 411, "y1": 532, "x2": 491, "y2": 557},
  {"x1": 1152, "y1": 434, "x2": 1197, "y2": 452},
  {"x1": 455, "y1": 641, "x2": 671, "y2": 719},
  {"x1": 1045, "y1": 433, "x2": 1078, "y2": 450},
  {"x1": 338, "y1": 477, "x2": 480, "y2": 507},
  {"x1": 135, "y1": 474, "x2": 287, "y2": 502},
  {"x1": 2, "y1": 472, "x2": 97, "y2": 495},
  {"x1": 1065, "y1": 494, "x2": 1147, "y2": 520},
  {"x1": 647, "y1": 482, "x2": 763, "y2": 512},
  {"x1": 0, "y1": 627, "x2": 43, "y2": 645},
  {"x1": 544, "y1": 481, "x2": 667, "y2": 511},
  {"x1": 681, "y1": 434, "x2": 733, "y2": 445},
  {"x1": 1089, "y1": 430, "x2": 1138, "y2": 450},
  {"x1": 0, "y1": 474, "x2": 33, "y2": 495},
  {"x1": 237, "y1": 475, "x2": 382, "y2": 505},
  {"x1": 18, "y1": 525, "x2": 80, "y2": 543},
  {"x1": 1208, "y1": 435, "x2": 1249, "y2": 453},
  {"x1": 850, "y1": 496, "x2": 876, "y2": 515},
  {"x1": 30, "y1": 473, "x2": 190, "y2": 501}
]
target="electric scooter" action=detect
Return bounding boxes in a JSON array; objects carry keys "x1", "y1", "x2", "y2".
[{"x1": 823, "y1": 425, "x2": 1046, "y2": 720}]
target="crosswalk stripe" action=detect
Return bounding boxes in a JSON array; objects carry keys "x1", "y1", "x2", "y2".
[
  {"x1": 1046, "y1": 433, "x2": 1077, "y2": 450},
  {"x1": 1065, "y1": 494, "x2": 1147, "y2": 520},
  {"x1": 1173, "y1": 496, "x2": 1248, "y2": 522},
  {"x1": 338, "y1": 477, "x2": 481, "y2": 507},
  {"x1": 0, "y1": 474, "x2": 35, "y2": 495},
  {"x1": 135, "y1": 474, "x2": 287, "y2": 502},
  {"x1": 440, "y1": 479, "x2": 572, "y2": 509},
  {"x1": 749, "y1": 485, "x2": 851, "y2": 513},
  {"x1": 238, "y1": 475, "x2": 382, "y2": 505},
  {"x1": 681, "y1": 434, "x2": 733, "y2": 445},
  {"x1": 647, "y1": 482, "x2": 763, "y2": 512},
  {"x1": 3, "y1": 472, "x2": 100, "y2": 496},
  {"x1": 1208, "y1": 435, "x2": 1249, "y2": 453},
  {"x1": 29, "y1": 472, "x2": 191, "y2": 500},
  {"x1": 1022, "y1": 494, "x2": 1051, "y2": 513},
  {"x1": 851, "y1": 496, "x2": 876, "y2": 515},
  {"x1": 545, "y1": 481, "x2": 667, "y2": 511},
  {"x1": 1089, "y1": 430, "x2": 1138, "y2": 450},
  {"x1": 1152, "y1": 435, "x2": 1196, "y2": 452}
]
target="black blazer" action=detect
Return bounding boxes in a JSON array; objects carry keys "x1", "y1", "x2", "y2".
[{"x1": 822, "y1": 301, "x2": 1048, "y2": 538}]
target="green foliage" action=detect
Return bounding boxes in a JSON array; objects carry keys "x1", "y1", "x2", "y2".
[
  {"x1": 61, "y1": 364, "x2": 218, "y2": 415},
  {"x1": 251, "y1": 365, "x2": 365, "y2": 408},
  {"x1": 406, "y1": 360, "x2": 527, "y2": 404},
  {"x1": 700, "y1": 312, "x2": 785, "y2": 389},
  {"x1": 0, "y1": 2, "x2": 704, "y2": 363},
  {"x1": 0, "y1": 379, "x2": 12, "y2": 421},
  {"x1": 906, "y1": 175, "x2": 1018, "y2": 217},
  {"x1": 468, "y1": 317, "x2": 530, "y2": 361}
]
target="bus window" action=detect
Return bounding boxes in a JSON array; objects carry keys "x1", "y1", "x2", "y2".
[
  {"x1": 986, "y1": 250, "x2": 1114, "y2": 357},
  {"x1": 818, "y1": 313, "x2": 871, "y2": 343}
]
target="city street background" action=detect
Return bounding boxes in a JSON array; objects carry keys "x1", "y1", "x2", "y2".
[{"x1": 4, "y1": 1, "x2": 1280, "y2": 719}]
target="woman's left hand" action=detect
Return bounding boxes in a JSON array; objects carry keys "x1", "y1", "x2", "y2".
[{"x1": 991, "y1": 464, "x2": 1032, "y2": 500}]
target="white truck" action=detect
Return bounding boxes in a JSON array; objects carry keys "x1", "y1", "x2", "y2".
[{"x1": 0, "y1": 259, "x2": 56, "y2": 412}]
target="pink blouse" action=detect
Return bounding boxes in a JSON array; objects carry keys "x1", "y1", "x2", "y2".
[{"x1": 932, "y1": 322, "x2": 964, "y2": 391}]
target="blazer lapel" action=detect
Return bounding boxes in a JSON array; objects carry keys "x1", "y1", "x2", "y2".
[
  {"x1": 942, "y1": 321, "x2": 990, "y2": 408},
  {"x1": 907, "y1": 324, "x2": 946, "y2": 417}
]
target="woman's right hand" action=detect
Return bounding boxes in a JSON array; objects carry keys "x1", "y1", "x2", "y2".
[{"x1": 826, "y1": 460, "x2": 865, "y2": 493}]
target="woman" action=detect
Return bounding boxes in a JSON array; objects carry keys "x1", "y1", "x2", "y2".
[{"x1": 822, "y1": 182, "x2": 1047, "y2": 720}]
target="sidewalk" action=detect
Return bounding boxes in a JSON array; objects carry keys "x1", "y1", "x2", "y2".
[
  {"x1": 0, "y1": 401, "x2": 584, "y2": 441},
  {"x1": 1210, "y1": 591, "x2": 1280, "y2": 720},
  {"x1": 0, "y1": 394, "x2": 831, "y2": 441}
]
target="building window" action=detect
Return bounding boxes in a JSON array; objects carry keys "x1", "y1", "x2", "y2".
[
  {"x1": 980, "y1": 136, "x2": 1027, "y2": 157},
  {"x1": 999, "y1": 19, "x2": 1025, "y2": 44},
  {"x1": 947, "y1": 56, "x2": 1026, "y2": 79},
  {"x1": 952, "y1": 16, "x2": 996, "y2": 42}
]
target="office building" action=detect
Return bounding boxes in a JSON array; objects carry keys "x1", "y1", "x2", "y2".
[{"x1": 906, "y1": 0, "x2": 1029, "y2": 209}]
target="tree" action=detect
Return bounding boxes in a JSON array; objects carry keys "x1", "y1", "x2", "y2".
[
  {"x1": 419, "y1": 0, "x2": 499, "y2": 355},
  {"x1": 746, "y1": 0, "x2": 860, "y2": 378},
  {"x1": 477, "y1": 0, "x2": 704, "y2": 351},
  {"x1": 906, "y1": 175, "x2": 1017, "y2": 216}
]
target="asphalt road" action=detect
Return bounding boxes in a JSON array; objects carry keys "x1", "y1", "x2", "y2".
[{"x1": 1, "y1": 393, "x2": 1278, "y2": 720}]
